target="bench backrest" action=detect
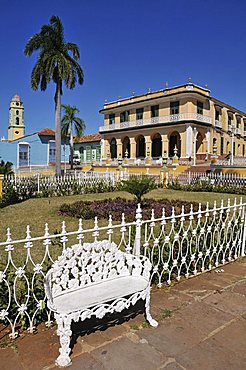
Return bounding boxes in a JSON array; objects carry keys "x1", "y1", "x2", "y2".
[{"x1": 47, "y1": 240, "x2": 150, "y2": 299}]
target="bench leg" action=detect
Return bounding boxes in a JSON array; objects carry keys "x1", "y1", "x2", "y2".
[
  {"x1": 55, "y1": 313, "x2": 72, "y2": 367},
  {"x1": 145, "y1": 286, "x2": 158, "y2": 327}
]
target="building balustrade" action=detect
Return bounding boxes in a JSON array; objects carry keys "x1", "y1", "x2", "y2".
[
  {"x1": 215, "y1": 120, "x2": 222, "y2": 128},
  {"x1": 235, "y1": 127, "x2": 241, "y2": 135},
  {"x1": 99, "y1": 113, "x2": 212, "y2": 132}
]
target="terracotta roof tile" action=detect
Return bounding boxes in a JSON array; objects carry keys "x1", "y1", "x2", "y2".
[
  {"x1": 38, "y1": 128, "x2": 55, "y2": 136},
  {"x1": 74, "y1": 133, "x2": 101, "y2": 143}
]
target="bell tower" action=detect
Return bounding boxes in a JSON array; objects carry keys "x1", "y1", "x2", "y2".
[{"x1": 8, "y1": 94, "x2": 25, "y2": 141}]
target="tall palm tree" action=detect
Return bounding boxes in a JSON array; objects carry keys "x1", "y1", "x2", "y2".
[
  {"x1": 61, "y1": 104, "x2": 85, "y2": 170},
  {"x1": 24, "y1": 16, "x2": 84, "y2": 176}
]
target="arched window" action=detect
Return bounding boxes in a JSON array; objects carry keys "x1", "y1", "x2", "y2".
[
  {"x1": 152, "y1": 133, "x2": 162, "y2": 158},
  {"x1": 16, "y1": 110, "x2": 19, "y2": 115},
  {"x1": 16, "y1": 117, "x2": 19, "y2": 125},
  {"x1": 110, "y1": 138, "x2": 117, "y2": 159},
  {"x1": 169, "y1": 132, "x2": 181, "y2": 157},
  {"x1": 136, "y1": 135, "x2": 145, "y2": 158},
  {"x1": 123, "y1": 137, "x2": 130, "y2": 158},
  {"x1": 212, "y1": 138, "x2": 217, "y2": 155}
]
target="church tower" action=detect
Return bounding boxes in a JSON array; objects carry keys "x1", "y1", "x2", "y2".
[{"x1": 8, "y1": 95, "x2": 25, "y2": 141}]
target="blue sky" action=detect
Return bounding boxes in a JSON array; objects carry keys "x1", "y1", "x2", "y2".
[{"x1": 0, "y1": 0, "x2": 246, "y2": 136}]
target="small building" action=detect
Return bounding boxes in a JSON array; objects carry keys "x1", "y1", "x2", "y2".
[
  {"x1": 74, "y1": 133, "x2": 102, "y2": 163},
  {"x1": 99, "y1": 82, "x2": 246, "y2": 161},
  {"x1": 0, "y1": 128, "x2": 69, "y2": 169}
]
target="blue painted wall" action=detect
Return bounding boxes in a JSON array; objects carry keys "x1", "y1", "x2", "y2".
[{"x1": 0, "y1": 133, "x2": 70, "y2": 169}]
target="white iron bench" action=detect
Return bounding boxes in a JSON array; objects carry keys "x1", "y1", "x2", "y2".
[{"x1": 45, "y1": 240, "x2": 158, "y2": 367}]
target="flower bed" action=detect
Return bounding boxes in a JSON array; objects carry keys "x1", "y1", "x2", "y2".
[{"x1": 59, "y1": 197, "x2": 204, "y2": 222}]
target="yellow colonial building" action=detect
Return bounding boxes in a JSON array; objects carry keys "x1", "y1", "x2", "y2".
[{"x1": 99, "y1": 82, "x2": 246, "y2": 162}]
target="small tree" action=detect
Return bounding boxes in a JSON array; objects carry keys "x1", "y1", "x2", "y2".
[{"x1": 121, "y1": 176, "x2": 157, "y2": 202}]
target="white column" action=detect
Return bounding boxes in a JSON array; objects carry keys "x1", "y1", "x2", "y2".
[
  {"x1": 205, "y1": 129, "x2": 211, "y2": 154},
  {"x1": 193, "y1": 127, "x2": 198, "y2": 166},
  {"x1": 100, "y1": 135, "x2": 105, "y2": 160},
  {"x1": 186, "y1": 124, "x2": 193, "y2": 157}
]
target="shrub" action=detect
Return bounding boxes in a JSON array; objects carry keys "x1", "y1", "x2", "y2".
[
  {"x1": 120, "y1": 176, "x2": 157, "y2": 202},
  {"x1": 0, "y1": 160, "x2": 13, "y2": 175},
  {"x1": 167, "y1": 178, "x2": 246, "y2": 195}
]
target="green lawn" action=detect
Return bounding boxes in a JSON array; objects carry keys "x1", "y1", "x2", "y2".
[{"x1": 0, "y1": 188, "x2": 244, "y2": 242}]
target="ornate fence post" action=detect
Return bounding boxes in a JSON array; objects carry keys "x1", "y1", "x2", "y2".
[
  {"x1": 134, "y1": 203, "x2": 142, "y2": 256},
  {"x1": 241, "y1": 207, "x2": 246, "y2": 257},
  {"x1": 37, "y1": 173, "x2": 40, "y2": 193}
]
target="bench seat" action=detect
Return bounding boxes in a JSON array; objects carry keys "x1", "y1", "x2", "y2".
[{"x1": 53, "y1": 275, "x2": 149, "y2": 314}]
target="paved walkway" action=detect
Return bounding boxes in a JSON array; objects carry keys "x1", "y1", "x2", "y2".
[{"x1": 1, "y1": 258, "x2": 245, "y2": 370}]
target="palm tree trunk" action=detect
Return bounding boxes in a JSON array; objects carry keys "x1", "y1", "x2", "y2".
[
  {"x1": 69, "y1": 122, "x2": 74, "y2": 170},
  {"x1": 55, "y1": 80, "x2": 62, "y2": 176}
]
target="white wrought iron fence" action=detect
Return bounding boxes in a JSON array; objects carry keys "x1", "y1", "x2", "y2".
[
  {"x1": 170, "y1": 172, "x2": 246, "y2": 186},
  {"x1": 3, "y1": 172, "x2": 118, "y2": 195},
  {"x1": 3, "y1": 171, "x2": 160, "y2": 197},
  {"x1": 0, "y1": 198, "x2": 245, "y2": 338},
  {"x1": 216, "y1": 157, "x2": 246, "y2": 166}
]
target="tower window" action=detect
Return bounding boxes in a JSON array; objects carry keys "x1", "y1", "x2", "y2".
[
  {"x1": 16, "y1": 102, "x2": 19, "y2": 106},
  {"x1": 15, "y1": 131, "x2": 19, "y2": 134},
  {"x1": 16, "y1": 117, "x2": 19, "y2": 125},
  {"x1": 16, "y1": 110, "x2": 19, "y2": 115}
]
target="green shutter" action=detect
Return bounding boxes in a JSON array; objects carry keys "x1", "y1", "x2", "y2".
[
  {"x1": 86, "y1": 146, "x2": 92, "y2": 161},
  {"x1": 79, "y1": 147, "x2": 84, "y2": 162},
  {"x1": 96, "y1": 146, "x2": 101, "y2": 161}
]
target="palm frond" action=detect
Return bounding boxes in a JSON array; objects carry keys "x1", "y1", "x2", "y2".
[{"x1": 65, "y1": 43, "x2": 80, "y2": 59}]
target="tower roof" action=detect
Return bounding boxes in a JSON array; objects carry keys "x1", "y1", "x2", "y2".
[{"x1": 11, "y1": 94, "x2": 21, "y2": 102}]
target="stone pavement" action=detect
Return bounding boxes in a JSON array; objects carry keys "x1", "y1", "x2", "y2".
[{"x1": 0, "y1": 258, "x2": 245, "y2": 370}]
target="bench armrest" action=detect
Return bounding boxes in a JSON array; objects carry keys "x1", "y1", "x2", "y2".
[{"x1": 44, "y1": 269, "x2": 54, "y2": 307}]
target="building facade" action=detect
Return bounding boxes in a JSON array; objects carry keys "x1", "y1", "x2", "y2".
[
  {"x1": 0, "y1": 128, "x2": 69, "y2": 169},
  {"x1": 74, "y1": 133, "x2": 102, "y2": 163},
  {"x1": 99, "y1": 83, "x2": 246, "y2": 161}
]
